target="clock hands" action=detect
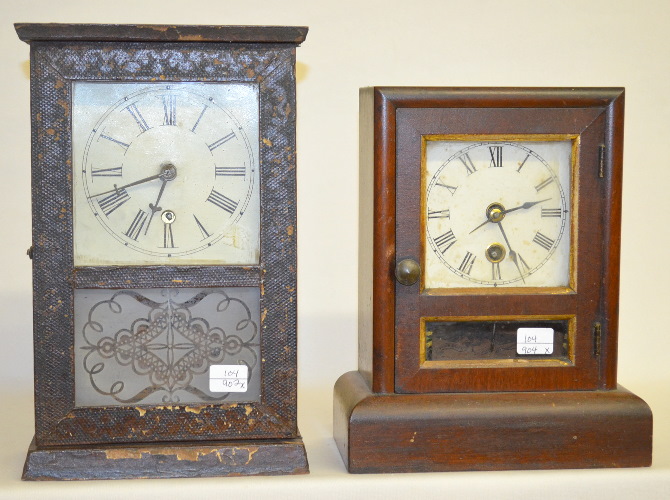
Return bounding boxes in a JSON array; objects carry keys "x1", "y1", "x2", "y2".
[
  {"x1": 469, "y1": 198, "x2": 551, "y2": 234},
  {"x1": 503, "y1": 198, "x2": 551, "y2": 215},
  {"x1": 88, "y1": 163, "x2": 177, "y2": 199},
  {"x1": 87, "y1": 172, "x2": 163, "y2": 198},
  {"x1": 496, "y1": 221, "x2": 527, "y2": 284},
  {"x1": 143, "y1": 178, "x2": 169, "y2": 235}
]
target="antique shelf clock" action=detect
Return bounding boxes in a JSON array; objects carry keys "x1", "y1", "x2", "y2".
[
  {"x1": 16, "y1": 23, "x2": 308, "y2": 480},
  {"x1": 334, "y1": 87, "x2": 653, "y2": 473}
]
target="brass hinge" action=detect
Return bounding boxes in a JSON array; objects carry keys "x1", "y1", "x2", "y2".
[
  {"x1": 593, "y1": 322, "x2": 602, "y2": 357},
  {"x1": 598, "y1": 144, "x2": 606, "y2": 178}
]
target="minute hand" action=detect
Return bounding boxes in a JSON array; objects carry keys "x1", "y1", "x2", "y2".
[
  {"x1": 497, "y1": 221, "x2": 526, "y2": 284},
  {"x1": 469, "y1": 198, "x2": 552, "y2": 235},
  {"x1": 87, "y1": 173, "x2": 163, "y2": 198}
]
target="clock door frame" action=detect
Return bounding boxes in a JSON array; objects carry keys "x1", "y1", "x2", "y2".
[
  {"x1": 20, "y1": 25, "x2": 306, "y2": 447},
  {"x1": 358, "y1": 87, "x2": 624, "y2": 394}
]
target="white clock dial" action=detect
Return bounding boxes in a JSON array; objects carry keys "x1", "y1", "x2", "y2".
[
  {"x1": 72, "y1": 82, "x2": 260, "y2": 266},
  {"x1": 424, "y1": 139, "x2": 572, "y2": 289}
]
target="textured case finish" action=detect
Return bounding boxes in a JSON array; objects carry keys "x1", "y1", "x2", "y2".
[{"x1": 17, "y1": 23, "x2": 308, "y2": 479}]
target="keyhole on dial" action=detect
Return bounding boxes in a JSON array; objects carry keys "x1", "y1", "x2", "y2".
[
  {"x1": 162, "y1": 210, "x2": 176, "y2": 224},
  {"x1": 486, "y1": 243, "x2": 506, "y2": 263}
]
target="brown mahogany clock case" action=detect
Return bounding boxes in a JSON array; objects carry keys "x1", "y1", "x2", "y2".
[{"x1": 334, "y1": 87, "x2": 652, "y2": 473}]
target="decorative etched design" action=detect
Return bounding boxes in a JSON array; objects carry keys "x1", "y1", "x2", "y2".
[{"x1": 74, "y1": 287, "x2": 260, "y2": 407}]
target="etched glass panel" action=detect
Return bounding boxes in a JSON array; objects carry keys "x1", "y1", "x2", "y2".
[{"x1": 74, "y1": 287, "x2": 260, "y2": 407}]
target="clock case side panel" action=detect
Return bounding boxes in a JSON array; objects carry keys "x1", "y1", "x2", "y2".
[
  {"x1": 29, "y1": 46, "x2": 76, "y2": 441},
  {"x1": 28, "y1": 40, "x2": 302, "y2": 446},
  {"x1": 358, "y1": 88, "x2": 396, "y2": 393},
  {"x1": 600, "y1": 91, "x2": 625, "y2": 389}
]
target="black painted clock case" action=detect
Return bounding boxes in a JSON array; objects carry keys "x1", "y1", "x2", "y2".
[{"x1": 16, "y1": 23, "x2": 308, "y2": 480}]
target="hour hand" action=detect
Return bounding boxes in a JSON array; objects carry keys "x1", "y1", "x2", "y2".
[
  {"x1": 469, "y1": 218, "x2": 491, "y2": 234},
  {"x1": 144, "y1": 179, "x2": 169, "y2": 235},
  {"x1": 502, "y1": 198, "x2": 551, "y2": 214}
]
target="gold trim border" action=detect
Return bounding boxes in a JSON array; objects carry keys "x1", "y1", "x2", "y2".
[
  {"x1": 420, "y1": 134, "x2": 580, "y2": 295},
  {"x1": 419, "y1": 314, "x2": 577, "y2": 369}
]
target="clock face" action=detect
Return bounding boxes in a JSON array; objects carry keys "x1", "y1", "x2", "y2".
[
  {"x1": 72, "y1": 82, "x2": 260, "y2": 266},
  {"x1": 424, "y1": 138, "x2": 573, "y2": 289}
]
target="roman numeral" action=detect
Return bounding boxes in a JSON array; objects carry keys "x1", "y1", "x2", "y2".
[
  {"x1": 458, "y1": 153, "x2": 477, "y2": 175},
  {"x1": 428, "y1": 208, "x2": 450, "y2": 219},
  {"x1": 191, "y1": 105, "x2": 208, "y2": 132},
  {"x1": 97, "y1": 188, "x2": 130, "y2": 217},
  {"x1": 163, "y1": 223, "x2": 175, "y2": 248},
  {"x1": 208, "y1": 132, "x2": 236, "y2": 151},
  {"x1": 436, "y1": 182, "x2": 458, "y2": 195},
  {"x1": 91, "y1": 166, "x2": 123, "y2": 177},
  {"x1": 492, "y1": 262, "x2": 502, "y2": 280},
  {"x1": 535, "y1": 177, "x2": 554, "y2": 192},
  {"x1": 126, "y1": 104, "x2": 150, "y2": 133},
  {"x1": 533, "y1": 231, "x2": 555, "y2": 251},
  {"x1": 458, "y1": 251, "x2": 476, "y2": 275},
  {"x1": 541, "y1": 208, "x2": 563, "y2": 218},
  {"x1": 215, "y1": 166, "x2": 246, "y2": 176},
  {"x1": 163, "y1": 95, "x2": 177, "y2": 126},
  {"x1": 193, "y1": 214, "x2": 211, "y2": 240},
  {"x1": 517, "y1": 153, "x2": 530, "y2": 172},
  {"x1": 433, "y1": 230, "x2": 457, "y2": 254},
  {"x1": 100, "y1": 134, "x2": 130, "y2": 150},
  {"x1": 206, "y1": 189, "x2": 238, "y2": 214},
  {"x1": 489, "y1": 146, "x2": 503, "y2": 168},
  {"x1": 125, "y1": 209, "x2": 148, "y2": 240}
]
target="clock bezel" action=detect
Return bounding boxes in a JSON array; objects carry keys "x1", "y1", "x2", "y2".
[
  {"x1": 420, "y1": 133, "x2": 579, "y2": 292},
  {"x1": 25, "y1": 29, "x2": 304, "y2": 446}
]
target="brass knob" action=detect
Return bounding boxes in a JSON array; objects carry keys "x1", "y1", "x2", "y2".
[{"x1": 395, "y1": 258, "x2": 420, "y2": 286}]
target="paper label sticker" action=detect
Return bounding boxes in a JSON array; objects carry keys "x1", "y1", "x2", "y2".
[
  {"x1": 517, "y1": 328, "x2": 554, "y2": 355},
  {"x1": 209, "y1": 365, "x2": 248, "y2": 393}
]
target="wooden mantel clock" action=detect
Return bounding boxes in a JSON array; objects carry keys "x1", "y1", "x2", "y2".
[
  {"x1": 15, "y1": 23, "x2": 308, "y2": 480},
  {"x1": 334, "y1": 87, "x2": 653, "y2": 473}
]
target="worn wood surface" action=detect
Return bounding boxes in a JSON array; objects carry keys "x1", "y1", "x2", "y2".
[
  {"x1": 23, "y1": 437, "x2": 309, "y2": 480},
  {"x1": 15, "y1": 23, "x2": 308, "y2": 44},
  {"x1": 334, "y1": 371, "x2": 652, "y2": 473},
  {"x1": 18, "y1": 23, "x2": 309, "y2": 479},
  {"x1": 25, "y1": 36, "x2": 302, "y2": 447},
  {"x1": 357, "y1": 88, "x2": 398, "y2": 393}
]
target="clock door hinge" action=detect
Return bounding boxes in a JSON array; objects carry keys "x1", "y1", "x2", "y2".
[
  {"x1": 593, "y1": 321, "x2": 602, "y2": 357},
  {"x1": 598, "y1": 144, "x2": 606, "y2": 178}
]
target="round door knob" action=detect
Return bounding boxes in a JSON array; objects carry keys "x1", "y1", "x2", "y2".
[{"x1": 395, "y1": 258, "x2": 420, "y2": 286}]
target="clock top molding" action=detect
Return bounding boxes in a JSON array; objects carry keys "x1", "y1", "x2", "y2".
[{"x1": 15, "y1": 23, "x2": 308, "y2": 44}]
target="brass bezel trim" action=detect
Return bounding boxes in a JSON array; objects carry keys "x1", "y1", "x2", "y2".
[{"x1": 420, "y1": 134, "x2": 579, "y2": 295}]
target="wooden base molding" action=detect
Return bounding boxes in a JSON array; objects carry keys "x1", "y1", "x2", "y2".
[
  {"x1": 334, "y1": 371, "x2": 652, "y2": 473},
  {"x1": 23, "y1": 437, "x2": 309, "y2": 480}
]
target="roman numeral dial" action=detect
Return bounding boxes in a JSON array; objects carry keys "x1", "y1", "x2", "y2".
[
  {"x1": 75, "y1": 82, "x2": 260, "y2": 266},
  {"x1": 425, "y1": 140, "x2": 571, "y2": 287}
]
